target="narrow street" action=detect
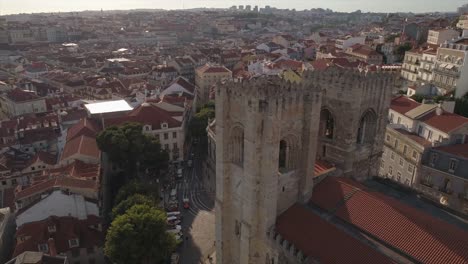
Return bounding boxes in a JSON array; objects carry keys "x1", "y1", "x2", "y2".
[{"x1": 177, "y1": 145, "x2": 215, "y2": 264}]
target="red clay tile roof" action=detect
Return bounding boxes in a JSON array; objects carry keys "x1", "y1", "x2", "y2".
[
  {"x1": 166, "y1": 76, "x2": 195, "y2": 94},
  {"x1": 25, "y1": 151, "x2": 57, "y2": 168},
  {"x1": 310, "y1": 177, "x2": 353, "y2": 211},
  {"x1": 310, "y1": 177, "x2": 468, "y2": 264},
  {"x1": 13, "y1": 215, "x2": 103, "y2": 257},
  {"x1": 6, "y1": 88, "x2": 41, "y2": 102},
  {"x1": 15, "y1": 178, "x2": 56, "y2": 200},
  {"x1": 274, "y1": 59, "x2": 303, "y2": 71},
  {"x1": 390, "y1": 96, "x2": 421, "y2": 115},
  {"x1": 419, "y1": 111, "x2": 468, "y2": 133},
  {"x1": 196, "y1": 64, "x2": 231, "y2": 74},
  {"x1": 433, "y1": 143, "x2": 468, "y2": 159},
  {"x1": 60, "y1": 135, "x2": 100, "y2": 163},
  {"x1": 60, "y1": 109, "x2": 88, "y2": 123},
  {"x1": 15, "y1": 177, "x2": 98, "y2": 201},
  {"x1": 105, "y1": 103, "x2": 182, "y2": 129},
  {"x1": 314, "y1": 160, "x2": 335, "y2": 177},
  {"x1": 276, "y1": 204, "x2": 395, "y2": 264},
  {"x1": 66, "y1": 118, "x2": 100, "y2": 141},
  {"x1": 46, "y1": 160, "x2": 100, "y2": 180}
]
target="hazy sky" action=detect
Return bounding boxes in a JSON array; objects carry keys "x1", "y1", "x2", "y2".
[{"x1": 0, "y1": 0, "x2": 466, "y2": 15}]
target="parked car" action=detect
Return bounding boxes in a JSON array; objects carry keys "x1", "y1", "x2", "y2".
[{"x1": 183, "y1": 198, "x2": 190, "y2": 209}]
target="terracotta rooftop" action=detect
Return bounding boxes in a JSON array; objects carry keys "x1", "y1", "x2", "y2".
[
  {"x1": 314, "y1": 160, "x2": 335, "y2": 177},
  {"x1": 165, "y1": 76, "x2": 195, "y2": 94},
  {"x1": 390, "y1": 96, "x2": 421, "y2": 115},
  {"x1": 25, "y1": 151, "x2": 57, "y2": 168},
  {"x1": 105, "y1": 103, "x2": 182, "y2": 129},
  {"x1": 13, "y1": 215, "x2": 103, "y2": 257},
  {"x1": 15, "y1": 177, "x2": 97, "y2": 201},
  {"x1": 66, "y1": 118, "x2": 100, "y2": 141},
  {"x1": 433, "y1": 143, "x2": 468, "y2": 159},
  {"x1": 310, "y1": 177, "x2": 468, "y2": 264},
  {"x1": 46, "y1": 160, "x2": 100, "y2": 180},
  {"x1": 6, "y1": 88, "x2": 41, "y2": 102},
  {"x1": 276, "y1": 204, "x2": 395, "y2": 264},
  {"x1": 419, "y1": 110, "x2": 468, "y2": 133},
  {"x1": 196, "y1": 64, "x2": 231, "y2": 74},
  {"x1": 60, "y1": 135, "x2": 100, "y2": 163}
]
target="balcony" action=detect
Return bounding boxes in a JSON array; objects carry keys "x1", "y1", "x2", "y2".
[
  {"x1": 420, "y1": 181, "x2": 433, "y2": 188},
  {"x1": 401, "y1": 68, "x2": 418, "y2": 74},
  {"x1": 433, "y1": 66, "x2": 460, "y2": 77}
]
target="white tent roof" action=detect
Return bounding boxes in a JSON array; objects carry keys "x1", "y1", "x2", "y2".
[{"x1": 85, "y1": 100, "x2": 133, "y2": 114}]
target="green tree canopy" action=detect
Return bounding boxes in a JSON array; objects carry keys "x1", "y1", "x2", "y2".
[
  {"x1": 105, "y1": 204, "x2": 176, "y2": 264},
  {"x1": 189, "y1": 103, "x2": 215, "y2": 139},
  {"x1": 410, "y1": 94, "x2": 425, "y2": 103},
  {"x1": 455, "y1": 93, "x2": 468, "y2": 118},
  {"x1": 395, "y1": 42, "x2": 412, "y2": 58},
  {"x1": 114, "y1": 180, "x2": 160, "y2": 205},
  {"x1": 96, "y1": 122, "x2": 169, "y2": 177},
  {"x1": 111, "y1": 194, "x2": 156, "y2": 219}
]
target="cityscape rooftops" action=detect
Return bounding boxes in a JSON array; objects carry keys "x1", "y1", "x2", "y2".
[{"x1": 5, "y1": 88, "x2": 41, "y2": 102}]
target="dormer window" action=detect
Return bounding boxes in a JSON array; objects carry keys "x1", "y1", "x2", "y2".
[
  {"x1": 144, "y1": 125, "x2": 151, "y2": 131},
  {"x1": 69, "y1": 238, "x2": 79, "y2": 248},
  {"x1": 38, "y1": 243, "x2": 49, "y2": 252},
  {"x1": 48, "y1": 225, "x2": 56, "y2": 233},
  {"x1": 161, "y1": 122, "x2": 168, "y2": 129}
]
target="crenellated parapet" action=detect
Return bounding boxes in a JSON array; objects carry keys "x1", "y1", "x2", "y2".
[
  {"x1": 219, "y1": 67, "x2": 396, "y2": 101},
  {"x1": 267, "y1": 227, "x2": 317, "y2": 264}
]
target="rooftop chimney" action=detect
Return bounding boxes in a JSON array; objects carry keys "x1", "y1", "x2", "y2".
[
  {"x1": 48, "y1": 238, "x2": 57, "y2": 257},
  {"x1": 436, "y1": 103, "x2": 443, "y2": 116}
]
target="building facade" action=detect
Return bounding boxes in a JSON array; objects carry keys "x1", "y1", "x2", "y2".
[
  {"x1": 195, "y1": 64, "x2": 232, "y2": 106},
  {"x1": 215, "y1": 68, "x2": 394, "y2": 264},
  {"x1": 401, "y1": 49, "x2": 422, "y2": 83},
  {"x1": 427, "y1": 29, "x2": 460, "y2": 46},
  {"x1": 417, "y1": 144, "x2": 468, "y2": 214},
  {"x1": 432, "y1": 38, "x2": 468, "y2": 97}
]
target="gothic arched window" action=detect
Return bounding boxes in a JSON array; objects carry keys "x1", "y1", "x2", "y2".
[
  {"x1": 279, "y1": 140, "x2": 287, "y2": 169},
  {"x1": 357, "y1": 109, "x2": 377, "y2": 144},
  {"x1": 230, "y1": 126, "x2": 244, "y2": 166},
  {"x1": 278, "y1": 136, "x2": 298, "y2": 172},
  {"x1": 319, "y1": 109, "x2": 334, "y2": 139}
]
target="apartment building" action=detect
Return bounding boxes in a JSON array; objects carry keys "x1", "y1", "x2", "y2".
[
  {"x1": 427, "y1": 29, "x2": 460, "y2": 45},
  {"x1": 417, "y1": 144, "x2": 468, "y2": 214},
  {"x1": 417, "y1": 47, "x2": 437, "y2": 83},
  {"x1": 432, "y1": 37, "x2": 468, "y2": 97},
  {"x1": 456, "y1": 14, "x2": 468, "y2": 30},
  {"x1": 379, "y1": 96, "x2": 468, "y2": 188},
  {"x1": 335, "y1": 36, "x2": 366, "y2": 50},
  {"x1": 0, "y1": 88, "x2": 47, "y2": 117},
  {"x1": 401, "y1": 49, "x2": 422, "y2": 83},
  {"x1": 195, "y1": 64, "x2": 231, "y2": 106}
]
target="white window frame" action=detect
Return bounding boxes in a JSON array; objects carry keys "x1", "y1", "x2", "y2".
[
  {"x1": 448, "y1": 159, "x2": 458, "y2": 173},
  {"x1": 69, "y1": 238, "x2": 80, "y2": 248}
]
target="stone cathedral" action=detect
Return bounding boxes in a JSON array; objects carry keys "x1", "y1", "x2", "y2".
[{"x1": 214, "y1": 67, "x2": 396, "y2": 264}]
